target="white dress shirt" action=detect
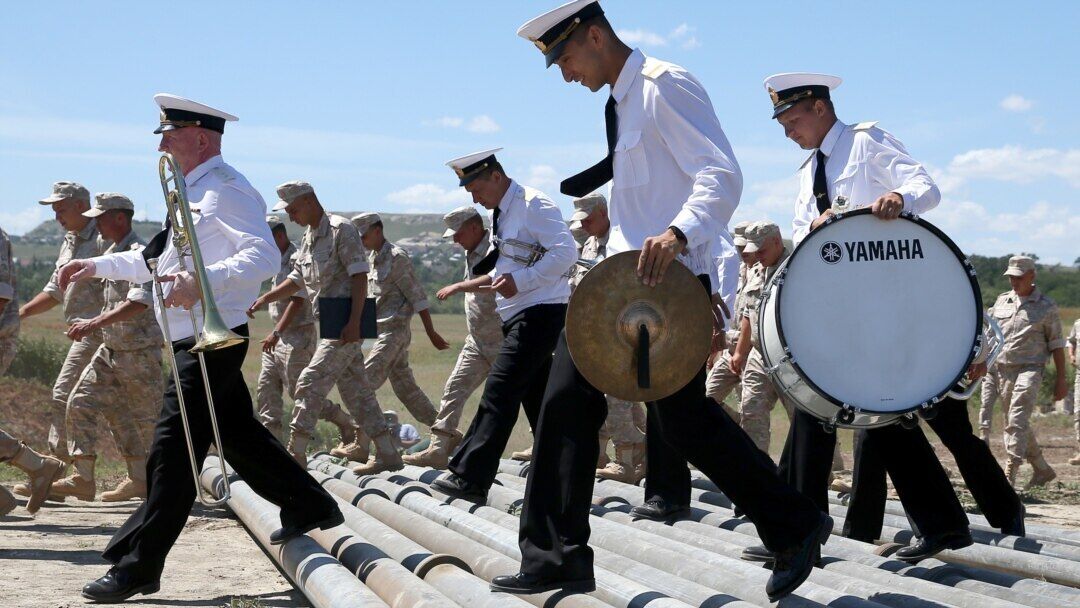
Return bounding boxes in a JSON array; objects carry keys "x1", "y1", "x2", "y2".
[
  {"x1": 92, "y1": 155, "x2": 280, "y2": 341},
  {"x1": 792, "y1": 120, "x2": 941, "y2": 245},
  {"x1": 711, "y1": 232, "x2": 739, "y2": 327},
  {"x1": 488, "y1": 180, "x2": 575, "y2": 321},
  {"x1": 606, "y1": 49, "x2": 743, "y2": 277}
]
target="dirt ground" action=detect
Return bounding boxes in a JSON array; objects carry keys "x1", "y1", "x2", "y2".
[{"x1": 0, "y1": 496, "x2": 306, "y2": 608}]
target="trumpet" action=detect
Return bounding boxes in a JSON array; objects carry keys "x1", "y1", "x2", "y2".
[{"x1": 149, "y1": 152, "x2": 245, "y2": 507}]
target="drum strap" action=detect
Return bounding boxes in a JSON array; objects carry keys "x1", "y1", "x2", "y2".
[{"x1": 814, "y1": 150, "x2": 830, "y2": 213}]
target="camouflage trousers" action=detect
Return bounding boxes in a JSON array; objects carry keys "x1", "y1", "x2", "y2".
[
  {"x1": 48, "y1": 334, "x2": 103, "y2": 459},
  {"x1": 431, "y1": 335, "x2": 500, "y2": 436},
  {"x1": 980, "y1": 364, "x2": 1044, "y2": 464},
  {"x1": 0, "y1": 427, "x2": 20, "y2": 460},
  {"x1": 705, "y1": 348, "x2": 740, "y2": 419},
  {"x1": 255, "y1": 327, "x2": 338, "y2": 436},
  {"x1": 1075, "y1": 369, "x2": 1080, "y2": 445},
  {"x1": 358, "y1": 323, "x2": 437, "y2": 427},
  {"x1": 67, "y1": 344, "x2": 163, "y2": 458},
  {"x1": 599, "y1": 397, "x2": 645, "y2": 447},
  {"x1": 0, "y1": 335, "x2": 17, "y2": 375},
  {"x1": 293, "y1": 338, "x2": 388, "y2": 438},
  {"x1": 738, "y1": 348, "x2": 793, "y2": 453}
]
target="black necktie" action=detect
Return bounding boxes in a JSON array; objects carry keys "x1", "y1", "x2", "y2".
[
  {"x1": 141, "y1": 216, "x2": 171, "y2": 271},
  {"x1": 561, "y1": 95, "x2": 618, "y2": 197},
  {"x1": 813, "y1": 150, "x2": 830, "y2": 214},
  {"x1": 471, "y1": 207, "x2": 501, "y2": 275}
]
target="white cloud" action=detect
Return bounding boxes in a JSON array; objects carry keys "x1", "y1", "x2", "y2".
[
  {"x1": 617, "y1": 28, "x2": 668, "y2": 46},
  {"x1": 616, "y1": 22, "x2": 702, "y2": 50},
  {"x1": 0, "y1": 206, "x2": 51, "y2": 236},
  {"x1": 926, "y1": 199, "x2": 1080, "y2": 264},
  {"x1": 465, "y1": 115, "x2": 501, "y2": 134},
  {"x1": 384, "y1": 183, "x2": 468, "y2": 212},
  {"x1": 424, "y1": 116, "x2": 464, "y2": 128},
  {"x1": 945, "y1": 146, "x2": 1080, "y2": 188},
  {"x1": 524, "y1": 164, "x2": 560, "y2": 193},
  {"x1": 680, "y1": 36, "x2": 701, "y2": 50},
  {"x1": 1000, "y1": 94, "x2": 1034, "y2": 113}
]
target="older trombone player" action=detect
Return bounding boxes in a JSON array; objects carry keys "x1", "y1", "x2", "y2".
[{"x1": 58, "y1": 94, "x2": 342, "y2": 603}]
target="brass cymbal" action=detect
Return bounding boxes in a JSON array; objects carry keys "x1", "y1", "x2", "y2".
[{"x1": 566, "y1": 250, "x2": 713, "y2": 402}]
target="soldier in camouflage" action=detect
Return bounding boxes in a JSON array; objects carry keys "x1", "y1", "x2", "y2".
[
  {"x1": 251, "y1": 216, "x2": 354, "y2": 448},
  {"x1": 980, "y1": 255, "x2": 1068, "y2": 488},
  {"x1": 567, "y1": 194, "x2": 647, "y2": 484},
  {"x1": 19, "y1": 182, "x2": 108, "y2": 464},
  {"x1": 252, "y1": 181, "x2": 396, "y2": 469},
  {"x1": 404, "y1": 206, "x2": 503, "y2": 469},
  {"x1": 53, "y1": 194, "x2": 164, "y2": 502},
  {"x1": 350, "y1": 212, "x2": 449, "y2": 475},
  {"x1": 1067, "y1": 318, "x2": 1080, "y2": 466},
  {"x1": 0, "y1": 427, "x2": 63, "y2": 515},
  {"x1": 0, "y1": 225, "x2": 21, "y2": 374},
  {"x1": 704, "y1": 220, "x2": 752, "y2": 415}
]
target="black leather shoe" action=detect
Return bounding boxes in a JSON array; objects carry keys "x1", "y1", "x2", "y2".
[
  {"x1": 740, "y1": 544, "x2": 775, "y2": 565},
  {"x1": 894, "y1": 531, "x2": 974, "y2": 563},
  {"x1": 1000, "y1": 503, "x2": 1026, "y2": 537},
  {"x1": 82, "y1": 567, "x2": 160, "y2": 603},
  {"x1": 766, "y1": 514, "x2": 832, "y2": 602},
  {"x1": 490, "y1": 572, "x2": 595, "y2": 595},
  {"x1": 431, "y1": 473, "x2": 487, "y2": 503},
  {"x1": 270, "y1": 509, "x2": 345, "y2": 545},
  {"x1": 629, "y1": 498, "x2": 690, "y2": 521}
]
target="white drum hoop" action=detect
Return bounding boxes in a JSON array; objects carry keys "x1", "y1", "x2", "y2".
[{"x1": 760, "y1": 208, "x2": 983, "y2": 429}]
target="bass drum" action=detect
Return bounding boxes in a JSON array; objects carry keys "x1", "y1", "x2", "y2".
[{"x1": 758, "y1": 209, "x2": 982, "y2": 428}]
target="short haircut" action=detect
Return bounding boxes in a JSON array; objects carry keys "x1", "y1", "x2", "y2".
[
  {"x1": 476, "y1": 160, "x2": 505, "y2": 181},
  {"x1": 369, "y1": 221, "x2": 384, "y2": 232}
]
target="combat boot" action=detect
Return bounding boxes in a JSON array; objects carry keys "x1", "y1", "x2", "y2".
[
  {"x1": 330, "y1": 426, "x2": 369, "y2": 462},
  {"x1": 323, "y1": 405, "x2": 356, "y2": 447},
  {"x1": 287, "y1": 432, "x2": 311, "y2": 466},
  {"x1": 1070, "y1": 450, "x2": 1080, "y2": 466},
  {"x1": 7, "y1": 443, "x2": 64, "y2": 513},
  {"x1": 596, "y1": 445, "x2": 639, "y2": 483},
  {"x1": 351, "y1": 432, "x2": 403, "y2": 476},
  {"x1": 511, "y1": 446, "x2": 532, "y2": 462},
  {"x1": 101, "y1": 456, "x2": 147, "y2": 502},
  {"x1": 402, "y1": 430, "x2": 457, "y2": 469},
  {"x1": 50, "y1": 455, "x2": 97, "y2": 501},
  {"x1": 1026, "y1": 454, "x2": 1057, "y2": 489},
  {"x1": 979, "y1": 428, "x2": 991, "y2": 445},
  {"x1": 1005, "y1": 459, "x2": 1021, "y2": 490},
  {"x1": 0, "y1": 485, "x2": 15, "y2": 516}
]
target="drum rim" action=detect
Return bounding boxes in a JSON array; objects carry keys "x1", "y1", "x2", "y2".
[{"x1": 768, "y1": 207, "x2": 983, "y2": 415}]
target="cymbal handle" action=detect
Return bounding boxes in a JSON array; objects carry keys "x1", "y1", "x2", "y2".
[{"x1": 637, "y1": 324, "x2": 650, "y2": 389}]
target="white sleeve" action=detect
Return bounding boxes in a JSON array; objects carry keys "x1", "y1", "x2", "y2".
[
  {"x1": 867, "y1": 132, "x2": 941, "y2": 215},
  {"x1": 511, "y1": 197, "x2": 577, "y2": 292},
  {"x1": 199, "y1": 187, "x2": 281, "y2": 294},
  {"x1": 93, "y1": 249, "x2": 154, "y2": 284}
]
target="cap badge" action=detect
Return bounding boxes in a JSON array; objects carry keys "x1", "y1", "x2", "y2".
[{"x1": 768, "y1": 86, "x2": 779, "y2": 106}]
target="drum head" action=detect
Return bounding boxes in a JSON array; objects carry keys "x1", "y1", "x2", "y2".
[{"x1": 775, "y1": 209, "x2": 979, "y2": 413}]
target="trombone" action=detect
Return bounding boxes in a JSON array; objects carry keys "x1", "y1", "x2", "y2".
[{"x1": 149, "y1": 152, "x2": 246, "y2": 507}]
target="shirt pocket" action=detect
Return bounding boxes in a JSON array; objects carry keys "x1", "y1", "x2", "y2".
[
  {"x1": 831, "y1": 161, "x2": 864, "y2": 206},
  {"x1": 613, "y1": 130, "x2": 650, "y2": 189},
  {"x1": 295, "y1": 252, "x2": 318, "y2": 288}
]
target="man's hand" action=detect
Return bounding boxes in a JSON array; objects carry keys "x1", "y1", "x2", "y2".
[
  {"x1": 436, "y1": 284, "x2": 460, "y2": 301},
  {"x1": 261, "y1": 332, "x2": 280, "y2": 354},
  {"x1": 1054, "y1": 374, "x2": 1069, "y2": 401},
  {"x1": 810, "y1": 209, "x2": 836, "y2": 231},
  {"x1": 340, "y1": 320, "x2": 361, "y2": 344},
  {"x1": 247, "y1": 296, "x2": 267, "y2": 319},
  {"x1": 638, "y1": 228, "x2": 685, "y2": 287},
  {"x1": 66, "y1": 318, "x2": 100, "y2": 342},
  {"x1": 707, "y1": 329, "x2": 724, "y2": 369},
  {"x1": 730, "y1": 350, "x2": 746, "y2": 376},
  {"x1": 487, "y1": 274, "x2": 518, "y2": 298},
  {"x1": 58, "y1": 259, "x2": 97, "y2": 292},
  {"x1": 870, "y1": 192, "x2": 904, "y2": 220},
  {"x1": 158, "y1": 272, "x2": 199, "y2": 309},
  {"x1": 427, "y1": 329, "x2": 450, "y2": 350},
  {"x1": 966, "y1": 361, "x2": 987, "y2": 382}
]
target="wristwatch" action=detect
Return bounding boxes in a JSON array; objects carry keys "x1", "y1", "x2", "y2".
[{"x1": 668, "y1": 225, "x2": 688, "y2": 247}]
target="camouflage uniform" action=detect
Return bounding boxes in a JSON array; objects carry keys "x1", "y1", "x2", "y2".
[
  {"x1": 705, "y1": 260, "x2": 748, "y2": 417},
  {"x1": 42, "y1": 218, "x2": 108, "y2": 458},
  {"x1": 0, "y1": 227, "x2": 21, "y2": 374},
  {"x1": 255, "y1": 242, "x2": 324, "y2": 436},
  {"x1": 355, "y1": 240, "x2": 437, "y2": 426},
  {"x1": 737, "y1": 248, "x2": 794, "y2": 452},
  {"x1": 289, "y1": 214, "x2": 387, "y2": 439},
  {"x1": 66, "y1": 231, "x2": 163, "y2": 459},
  {"x1": 430, "y1": 231, "x2": 504, "y2": 436},
  {"x1": 1069, "y1": 320, "x2": 1080, "y2": 451},
  {"x1": 979, "y1": 289, "x2": 1065, "y2": 469}
]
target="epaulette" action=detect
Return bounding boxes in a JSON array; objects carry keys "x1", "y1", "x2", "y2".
[
  {"x1": 128, "y1": 241, "x2": 145, "y2": 253},
  {"x1": 521, "y1": 184, "x2": 542, "y2": 202},
  {"x1": 642, "y1": 58, "x2": 671, "y2": 80},
  {"x1": 328, "y1": 214, "x2": 350, "y2": 228},
  {"x1": 853, "y1": 121, "x2": 879, "y2": 132},
  {"x1": 210, "y1": 166, "x2": 236, "y2": 182}
]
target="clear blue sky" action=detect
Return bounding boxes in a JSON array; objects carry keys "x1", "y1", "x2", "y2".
[{"x1": 2, "y1": 1, "x2": 1077, "y2": 263}]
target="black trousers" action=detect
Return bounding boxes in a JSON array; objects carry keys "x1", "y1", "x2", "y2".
[
  {"x1": 102, "y1": 325, "x2": 337, "y2": 579},
  {"x1": 777, "y1": 409, "x2": 836, "y2": 513},
  {"x1": 519, "y1": 331, "x2": 822, "y2": 580},
  {"x1": 449, "y1": 303, "x2": 564, "y2": 491},
  {"x1": 844, "y1": 397, "x2": 1019, "y2": 540},
  {"x1": 843, "y1": 418, "x2": 969, "y2": 542},
  {"x1": 642, "y1": 405, "x2": 692, "y2": 506}
]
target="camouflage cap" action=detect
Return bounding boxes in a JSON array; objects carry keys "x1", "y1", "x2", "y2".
[
  {"x1": 273, "y1": 180, "x2": 315, "y2": 211},
  {"x1": 731, "y1": 220, "x2": 752, "y2": 247},
  {"x1": 83, "y1": 193, "x2": 134, "y2": 217},
  {"x1": 39, "y1": 181, "x2": 91, "y2": 205},
  {"x1": 1003, "y1": 255, "x2": 1036, "y2": 277},
  {"x1": 742, "y1": 221, "x2": 781, "y2": 253},
  {"x1": 266, "y1": 214, "x2": 285, "y2": 230},
  {"x1": 569, "y1": 192, "x2": 608, "y2": 227},
  {"x1": 352, "y1": 212, "x2": 382, "y2": 236},
  {"x1": 442, "y1": 205, "x2": 480, "y2": 238}
]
